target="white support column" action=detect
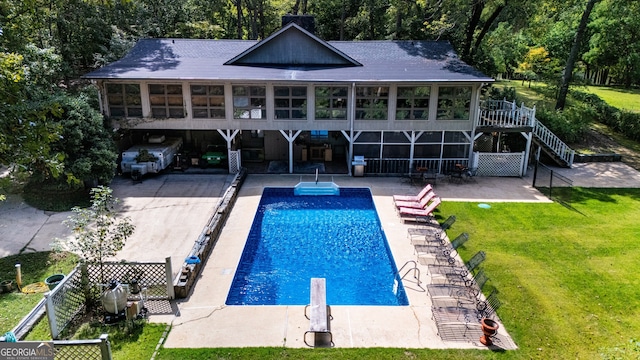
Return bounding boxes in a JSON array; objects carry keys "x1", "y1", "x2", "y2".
[
  {"x1": 217, "y1": 129, "x2": 241, "y2": 170},
  {"x1": 165, "y1": 256, "x2": 175, "y2": 300},
  {"x1": 403, "y1": 130, "x2": 422, "y2": 174},
  {"x1": 140, "y1": 81, "x2": 151, "y2": 118},
  {"x1": 279, "y1": 130, "x2": 302, "y2": 173},
  {"x1": 469, "y1": 83, "x2": 485, "y2": 165},
  {"x1": 521, "y1": 131, "x2": 533, "y2": 176},
  {"x1": 349, "y1": 82, "x2": 356, "y2": 176}
]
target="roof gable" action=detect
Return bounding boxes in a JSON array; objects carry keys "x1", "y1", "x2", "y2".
[{"x1": 225, "y1": 23, "x2": 361, "y2": 67}]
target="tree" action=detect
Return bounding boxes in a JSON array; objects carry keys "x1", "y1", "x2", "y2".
[
  {"x1": 555, "y1": 0, "x2": 600, "y2": 110},
  {"x1": 516, "y1": 46, "x2": 554, "y2": 86},
  {"x1": 584, "y1": 0, "x2": 640, "y2": 87},
  {"x1": 49, "y1": 93, "x2": 118, "y2": 186},
  {"x1": 61, "y1": 186, "x2": 134, "y2": 283},
  {"x1": 482, "y1": 23, "x2": 528, "y2": 78},
  {"x1": 0, "y1": 46, "x2": 66, "y2": 183}
]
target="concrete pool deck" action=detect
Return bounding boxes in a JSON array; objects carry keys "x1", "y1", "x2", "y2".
[
  {"x1": 154, "y1": 174, "x2": 536, "y2": 349},
  {"x1": 4, "y1": 161, "x2": 639, "y2": 348}
]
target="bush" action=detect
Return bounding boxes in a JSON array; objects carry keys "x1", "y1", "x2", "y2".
[
  {"x1": 23, "y1": 179, "x2": 91, "y2": 211},
  {"x1": 571, "y1": 90, "x2": 640, "y2": 141},
  {"x1": 536, "y1": 106, "x2": 590, "y2": 144},
  {"x1": 485, "y1": 85, "x2": 517, "y2": 102}
]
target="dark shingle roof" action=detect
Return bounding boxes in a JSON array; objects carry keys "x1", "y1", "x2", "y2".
[{"x1": 83, "y1": 35, "x2": 492, "y2": 83}]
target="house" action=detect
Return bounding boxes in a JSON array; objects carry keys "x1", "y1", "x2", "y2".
[{"x1": 83, "y1": 17, "x2": 572, "y2": 176}]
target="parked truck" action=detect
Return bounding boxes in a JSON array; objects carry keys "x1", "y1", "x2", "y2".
[{"x1": 120, "y1": 135, "x2": 183, "y2": 181}]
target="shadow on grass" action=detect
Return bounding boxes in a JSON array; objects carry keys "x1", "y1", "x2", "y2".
[
  {"x1": 0, "y1": 251, "x2": 78, "y2": 285},
  {"x1": 23, "y1": 181, "x2": 90, "y2": 212},
  {"x1": 537, "y1": 187, "x2": 640, "y2": 208}
]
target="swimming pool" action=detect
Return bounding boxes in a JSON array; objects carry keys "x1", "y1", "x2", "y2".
[{"x1": 225, "y1": 187, "x2": 409, "y2": 306}]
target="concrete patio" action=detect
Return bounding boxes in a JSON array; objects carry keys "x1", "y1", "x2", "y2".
[{"x1": 3, "y1": 161, "x2": 640, "y2": 349}]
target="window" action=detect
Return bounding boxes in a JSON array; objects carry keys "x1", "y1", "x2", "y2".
[
  {"x1": 106, "y1": 83, "x2": 142, "y2": 118},
  {"x1": 233, "y1": 86, "x2": 266, "y2": 119},
  {"x1": 353, "y1": 144, "x2": 380, "y2": 158},
  {"x1": 274, "y1": 86, "x2": 307, "y2": 119},
  {"x1": 315, "y1": 86, "x2": 348, "y2": 120},
  {"x1": 191, "y1": 85, "x2": 225, "y2": 119},
  {"x1": 149, "y1": 84, "x2": 184, "y2": 118},
  {"x1": 382, "y1": 145, "x2": 410, "y2": 158},
  {"x1": 355, "y1": 86, "x2": 389, "y2": 120},
  {"x1": 396, "y1": 86, "x2": 430, "y2": 120},
  {"x1": 414, "y1": 131, "x2": 443, "y2": 158},
  {"x1": 443, "y1": 131, "x2": 470, "y2": 158},
  {"x1": 310, "y1": 130, "x2": 328, "y2": 139},
  {"x1": 437, "y1": 86, "x2": 471, "y2": 120}
]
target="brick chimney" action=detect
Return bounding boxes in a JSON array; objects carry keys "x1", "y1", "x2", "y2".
[{"x1": 282, "y1": 15, "x2": 315, "y2": 34}]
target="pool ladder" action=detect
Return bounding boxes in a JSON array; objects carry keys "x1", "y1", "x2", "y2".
[
  {"x1": 299, "y1": 170, "x2": 335, "y2": 185},
  {"x1": 396, "y1": 260, "x2": 421, "y2": 285}
]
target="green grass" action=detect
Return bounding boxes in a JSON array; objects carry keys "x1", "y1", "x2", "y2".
[
  {"x1": 490, "y1": 81, "x2": 640, "y2": 114},
  {"x1": 489, "y1": 80, "x2": 556, "y2": 108},
  {"x1": 22, "y1": 181, "x2": 90, "y2": 211},
  {"x1": 0, "y1": 251, "x2": 164, "y2": 360},
  {"x1": 4, "y1": 189, "x2": 640, "y2": 359},
  {"x1": 154, "y1": 188, "x2": 640, "y2": 359},
  {"x1": 584, "y1": 86, "x2": 640, "y2": 113},
  {"x1": 0, "y1": 251, "x2": 78, "y2": 332},
  {"x1": 71, "y1": 320, "x2": 167, "y2": 360}
]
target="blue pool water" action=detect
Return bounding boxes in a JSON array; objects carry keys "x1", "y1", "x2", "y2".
[{"x1": 225, "y1": 187, "x2": 409, "y2": 306}]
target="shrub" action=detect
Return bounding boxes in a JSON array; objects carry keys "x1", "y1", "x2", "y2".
[
  {"x1": 485, "y1": 86, "x2": 517, "y2": 102},
  {"x1": 570, "y1": 90, "x2": 640, "y2": 141},
  {"x1": 536, "y1": 106, "x2": 590, "y2": 143}
]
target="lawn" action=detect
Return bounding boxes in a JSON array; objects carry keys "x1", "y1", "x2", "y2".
[
  {"x1": 489, "y1": 80, "x2": 640, "y2": 114},
  {"x1": 584, "y1": 86, "x2": 640, "y2": 113},
  {"x1": 489, "y1": 80, "x2": 555, "y2": 108},
  {"x1": 4, "y1": 189, "x2": 640, "y2": 359},
  {"x1": 154, "y1": 187, "x2": 640, "y2": 360}
]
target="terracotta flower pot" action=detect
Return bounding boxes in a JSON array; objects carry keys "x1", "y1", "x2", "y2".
[
  {"x1": 479, "y1": 317, "x2": 499, "y2": 346},
  {"x1": 1, "y1": 280, "x2": 14, "y2": 293}
]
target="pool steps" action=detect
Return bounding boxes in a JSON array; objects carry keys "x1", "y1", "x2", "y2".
[{"x1": 294, "y1": 182, "x2": 340, "y2": 196}]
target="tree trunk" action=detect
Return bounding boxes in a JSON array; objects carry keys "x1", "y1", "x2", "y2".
[
  {"x1": 471, "y1": 3, "x2": 507, "y2": 59},
  {"x1": 340, "y1": 0, "x2": 345, "y2": 40},
  {"x1": 368, "y1": 1, "x2": 375, "y2": 39},
  {"x1": 462, "y1": 0, "x2": 485, "y2": 62},
  {"x1": 555, "y1": 0, "x2": 600, "y2": 110},
  {"x1": 236, "y1": 0, "x2": 243, "y2": 39}
]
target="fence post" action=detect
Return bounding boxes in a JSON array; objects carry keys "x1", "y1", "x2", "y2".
[
  {"x1": 99, "y1": 334, "x2": 112, "y2": 360},
  {"x1": 44, "y1": 292, "x2": 59, "y2": 340},
  {"x1": 165, "y1": 257, "x2": 175, "y2": 299},
  {"x1": 549, "y1": 169, "x2": 554, "y2": 199}
]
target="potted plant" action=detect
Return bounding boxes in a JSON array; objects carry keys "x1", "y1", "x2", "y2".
[
  {"x1": 44, "y1": 274, "x2": 65, "y2": 290},
  {"x1": 135, "y1": 149, "x2": 158, "y2": 163},
  {"x1": 1, "y1": 279, "x2": 14, "y2": 293},
  {"x1": 44, "y1": 245, "x2": 67, "y2": 290},
  {"x1": 479, "y1": 317, "x2": 499, "y2": 346},
  {"x1": 124, "y1": 267, "x2": 144, "y2": 294}
]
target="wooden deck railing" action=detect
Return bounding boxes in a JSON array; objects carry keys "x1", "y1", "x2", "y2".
[
  {"x1": 478, "y1": 99, "x2": 535, "y2": 128},
  {"x1": 480, "y1": 99, "x2": 574, "y2": 167}
]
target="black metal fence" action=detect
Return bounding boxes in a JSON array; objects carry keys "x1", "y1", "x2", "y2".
[{"x1": 532, "y1": 161, "x2": 573, "y2": 206}]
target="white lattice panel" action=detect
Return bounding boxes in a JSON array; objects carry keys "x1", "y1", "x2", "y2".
[
  {"x1": 476, "y1": 152, "x2": 524, "y2": 177},
  {"x1": 228, "y1": 150, "x2": 241, "y2": 173}
]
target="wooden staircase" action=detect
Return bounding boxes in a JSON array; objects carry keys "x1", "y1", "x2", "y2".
[
  {"x1": 532, "y1": 121, "x2": 575, "y2": 167},
  {"x1": 479, "y1": 99, "x2": 575, "y2": 168}
]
